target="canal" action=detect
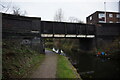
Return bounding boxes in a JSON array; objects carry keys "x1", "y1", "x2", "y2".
[{"x1": 67, "y1": 51, "x2": 120, "y2": 80}]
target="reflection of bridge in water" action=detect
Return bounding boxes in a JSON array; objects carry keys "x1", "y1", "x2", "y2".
[{"x1": 2, "y1": 13, "x2": 120, "y2": 53}]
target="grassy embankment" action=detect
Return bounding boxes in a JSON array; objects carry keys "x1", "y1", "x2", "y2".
[
  {"x1": 56, "y1": 54, "x2": 82, "y2": 79},
  {"x1": 2, "y1": 40, "x2": 45, "y2": 78}
]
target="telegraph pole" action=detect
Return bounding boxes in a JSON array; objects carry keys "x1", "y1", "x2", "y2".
[
  {"x1": 118, "y1": 0, "x2": 120, "y2": 13},
  {"x1": 104, "y1": 2, "x2": 107, "y2": 23}
]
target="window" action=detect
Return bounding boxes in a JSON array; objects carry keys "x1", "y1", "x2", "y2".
[
  {"x1": 116, "y1": 21, "x2": 120, "y2": 23},
  {"x1": 99, "y1": 21, "x2": 105, "y2": 23},
  {"x1": 109, "y1": 14, "x2": 113, "y2": 18},
  {"x1": 98, "y1": 13, "x2": 105, "y2": 23},
  {"x1": 109, "y1": 21, "x2": 113, "y2": 23},
  {"x1": 116, "y1": 14, "x2": 120, "y2": 18},
  {"x1": 90, "y1": 23, "x2": 93, "y2": 24},
  {"x1": 98, "y1": 13, "x2": 105, "y2": 19},
  {"x1": 90, "y1": 16, "x2": 92, "y2": 20}
]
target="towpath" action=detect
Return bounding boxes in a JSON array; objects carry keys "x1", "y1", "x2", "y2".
[{"x1": 30, "y1": 50, "x2": 57, "y2": 78}]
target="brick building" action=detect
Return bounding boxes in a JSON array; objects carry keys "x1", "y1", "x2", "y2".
[{"x1": 86, "y1": 11, "x2": 120, "y2": 24}]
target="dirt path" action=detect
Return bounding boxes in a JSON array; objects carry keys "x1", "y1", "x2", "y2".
[{"x1": 30, "y1": 50, "x2": 57, "y2": 78}]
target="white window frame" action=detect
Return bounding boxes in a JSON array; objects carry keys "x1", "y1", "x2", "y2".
[
  {"x1": 98, "y1": 13, "x2": 105, "y2": 19},
  {"x1": 116, "y1": 14, "x2": 120, "y2": 18},
  {"x1": 116, "y1": 21, "x2": 120, "y2": 23},
  {"x1": 90, "y1": 16, "x2": 92, "y2": 20},
  {"x1": 109, "y1": 21, "x2": 113, "y2": 23},
  {"x1": 99, "y1": 21, "x2": 105, "y2": 23},
  {"x1": 109, "y1": 13, "x2": 113, "y2": 18}
]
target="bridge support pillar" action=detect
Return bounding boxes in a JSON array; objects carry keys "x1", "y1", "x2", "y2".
[{"x1": 31, "y1": 37, "x2": 45, "y2": 54}]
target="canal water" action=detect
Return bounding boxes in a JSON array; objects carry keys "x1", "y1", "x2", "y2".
[{"x1": 67, "y1": 51, "x2": 120, "y2": 80}]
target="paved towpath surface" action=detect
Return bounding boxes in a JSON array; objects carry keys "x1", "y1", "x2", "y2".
[{"x1": 30, "y1": 50, "x2": 57, "y2": 78}]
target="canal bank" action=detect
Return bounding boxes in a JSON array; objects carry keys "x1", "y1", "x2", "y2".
[
  {"x1": 45, "y1": 48, "x2": 82, "y2": 79},
  {"x1": 56, "y1": 54, "x2": 82, "y2": 79}
]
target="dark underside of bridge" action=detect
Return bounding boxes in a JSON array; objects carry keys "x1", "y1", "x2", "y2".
[
  {"x1": 2, "y1": 13, "x2": 120, "y2": 53},
  {"x1": 79, "y1": 38, "x2": 95, "y2": 51}
]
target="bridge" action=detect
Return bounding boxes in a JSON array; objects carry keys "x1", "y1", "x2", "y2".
[
  {"x1": 1, "y1": 13, "x2": 120, "y2": 53},
  {"x1": 2, "y1": 13, "x2": 95, "y2": 38},
  {"x1": 41, "y1": 21, "x2": 95, "y2": 38}
]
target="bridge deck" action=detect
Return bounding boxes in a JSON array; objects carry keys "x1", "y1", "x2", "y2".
[{"x1": 2, "y1": 13, "x2": 120, "y2": 39}]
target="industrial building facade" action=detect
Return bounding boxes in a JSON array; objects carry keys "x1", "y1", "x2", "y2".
[{"x1": 86, "y1": 11, "x2": 120, "y2": 24}]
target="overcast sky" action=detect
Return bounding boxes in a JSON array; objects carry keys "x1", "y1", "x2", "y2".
[{"x1": 1, "y1": 0, "x2": 120, "y2": 23}]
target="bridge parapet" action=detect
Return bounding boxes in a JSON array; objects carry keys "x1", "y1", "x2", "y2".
[
  {"x1": 41, "y1": 21, "x2": 95, "y2": 38},
  {"x1": 2, "y1": 13, "x2": 41, "y2": 37},
  {"x1": 96, "y1": 23, "x2": 120, "y2": 38}
]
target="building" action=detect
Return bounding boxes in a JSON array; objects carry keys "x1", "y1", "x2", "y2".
[
  {"x1": 119, "y1": 1, "x2": 120, "y2": 13},
  {"x1": 86, "y1": 11, "x2": 120, "y2": 24}
]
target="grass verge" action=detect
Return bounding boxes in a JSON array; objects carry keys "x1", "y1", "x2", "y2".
[
  {"x1": 56, "y1": 55, "x2": 82, "y2": 79},
  {"x1": 2, "y1": 41, "x2": 45, "y2": 79}
]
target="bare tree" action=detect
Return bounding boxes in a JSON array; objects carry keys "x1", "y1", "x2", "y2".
[
  {"x1": 12, "y1": 6, "x2": 21, "y2": 15},
  {"x1": 0, "y1": 0, "x2": 27, "y2": 16},
  {"x1": 54, "y1": 8, "x2": 64, "y2": 22},
  {"x1": 68, "y1": 17, "x2": 78, "y2": 23},
  {"x1": 0, "y1": 0, "x2": 12, "y2": 13},
  {"x1": 12, "y1": 6, "x2": 27, "y2": 16},
  {"x1": 53, "y1": 8, "x2": 65, "y2": 53},
  {"x1": 68, "y1": 16, "x2": 84, "y2": 23}
]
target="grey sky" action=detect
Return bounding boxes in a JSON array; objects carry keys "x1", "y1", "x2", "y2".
[{"x1": 1, "y1": 0, "x2": 120, "y2": 23}]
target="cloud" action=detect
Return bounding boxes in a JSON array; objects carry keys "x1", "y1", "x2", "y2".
[{"x1": 11, "y1": 0, "x2": 120, "y2": 3}]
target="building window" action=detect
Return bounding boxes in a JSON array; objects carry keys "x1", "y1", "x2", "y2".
[
  {"x1": 99, "y1": 21, "x2": 105, "y2": 23},
  {"x1": 116, "y1": 14, "x2": 120, "y2": 18},
  {"x1": 90, "y1": 23, "x2": 93, "y2": 24},
  {"x1": 98, "y1": 13, "x2": 105, "y2": 19},
  {"x1": 90, "y1": 16, "x2": 92, "y2": 20},
  {"x1": 109, "y1": 21, "x2": 113, "y2": 23},
  {"x1": 116, "y1": 21, "x2": 120, "y2": 23},
  {"x1": 109, "y1": 13, "x2": 113, "y2": 18},
  {"x1": 98, "y1": 13, "x2": 106, "y2": 23}
]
